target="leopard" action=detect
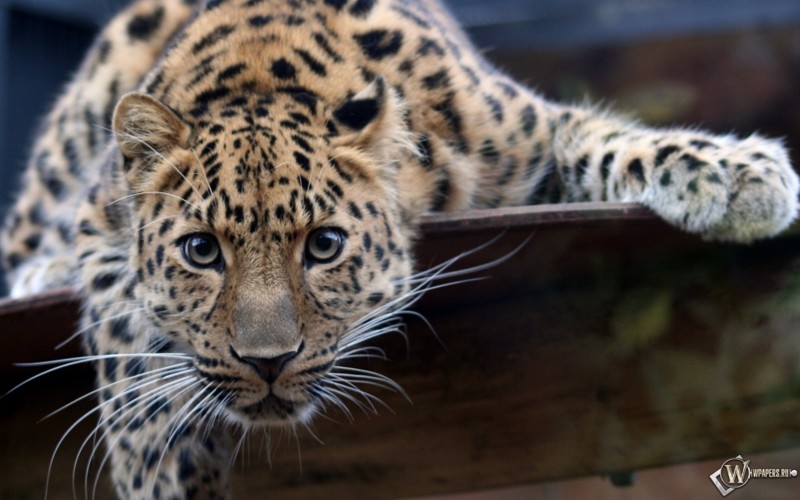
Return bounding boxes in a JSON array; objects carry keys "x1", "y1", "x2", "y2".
[{"x1": 1, "y1": 0, "x2": 797, "y2": 497}]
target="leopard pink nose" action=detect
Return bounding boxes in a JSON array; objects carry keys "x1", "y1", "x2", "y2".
[{"x1": 240, "y1": 347, "x2": 301, "y2": 384}]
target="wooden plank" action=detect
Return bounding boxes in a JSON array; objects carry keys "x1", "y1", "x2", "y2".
[
  {"x1": 0, "y1": 288, "x2": 80, "y2": 377},
  {"x1": 0, "y1": 202, "x2": 799, "y2": 498}
]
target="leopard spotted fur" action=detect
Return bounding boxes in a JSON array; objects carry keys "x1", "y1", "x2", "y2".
[{"x1": 1, "y1": 0, "x2": 797, "y2": 497}]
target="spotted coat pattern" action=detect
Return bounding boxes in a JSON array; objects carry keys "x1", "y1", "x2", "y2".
[{"x1": 1, "y1": 0, "x2": 798, "y2": 497}]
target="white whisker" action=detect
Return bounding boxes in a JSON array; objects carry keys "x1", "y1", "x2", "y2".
[
  {"x1": 138, "y1": 215, "x2": 179, "y2": 231},
  {"x1": 81, "y1": 375, "x2": 196, "y2": 499},
  {"x1": 106, "y1": 191, "x2": 199, "y2": 211},
  {"x1": 56, "y1": 308, "x2": 147, "y2": 350},
  {"x1": 290, "y1": 424, "x2": 302, "y2": 472},
  {"x1": 42, "y1": 363, "x2": 190, "y2": 421},
  {"x1": 336, "y1": 345, "x2": 387, "y2": 362},
  {"x1": 7, "y1": 353, "x2": 192, "y2": 398},
  {"x1": 318, "y1": 235, "x2": 530, "y2": 429},
  {"x1": 91, "y1": 378, "x2": 200, "y2": 499},
  {"x1": 309, "y1": 385, "x2": 354, "y2": 422},
  {"x1": 116, "y1": 130, "x2": 205, "y2": 200},
  {"x1": 151, "y1": 383, "x2": 208, "y2": 476},
  {"x1": 319, "y1": 383, "x2": 376, "y2": 416},
  {"x1": 190, "y1": 147, "x2": 215, "y2": 196},
  {"x1": 328, "y1": 372, "x2": 403, "y2": 410},
  {"x1": 46, "y1": 372, "x2": 192, "y2": 499},
  {"x1": 231, "y1": 428, "x2": 249, "y2": 467},
  {"x1": 301, "y1": 421, "x2": 324, "y2": 446}
]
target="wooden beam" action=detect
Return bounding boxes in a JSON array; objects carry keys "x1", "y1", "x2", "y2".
[{"x1": 1, "y1": 202, "x2": 799, "y2": 498}]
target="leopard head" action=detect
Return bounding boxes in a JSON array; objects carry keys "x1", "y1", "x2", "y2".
[{"x1": 112, "y1": 78, "x2": 415, "y2": 425}]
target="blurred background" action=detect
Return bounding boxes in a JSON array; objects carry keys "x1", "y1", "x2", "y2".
[{"x1": 0, "y1": 1, "x2": 799, "y2": 498}]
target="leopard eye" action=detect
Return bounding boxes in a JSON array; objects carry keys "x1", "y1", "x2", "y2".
[
  {"x1": 182, "y1": 233, "x2": 222, "y2": 268},
  {"x1": 305, "y1": 228, "x2": 345, "y2": 265}
]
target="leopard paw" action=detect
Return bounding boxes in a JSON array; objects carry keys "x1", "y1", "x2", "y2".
[
  {"x1": 638, "y1": 134, "x2": 798, "y2": 242},
  {"x1": 704, "y1": 136, "x2": 799, "y2": 242}
]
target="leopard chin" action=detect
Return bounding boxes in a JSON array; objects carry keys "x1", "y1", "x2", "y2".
[{"x1": 227, "y1": 393, "x2": 317, "y2": 427}]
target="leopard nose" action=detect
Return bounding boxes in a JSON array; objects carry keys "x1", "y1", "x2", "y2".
[{"x1": 239, "y1": 344, "x2": 302, "y2": 384}]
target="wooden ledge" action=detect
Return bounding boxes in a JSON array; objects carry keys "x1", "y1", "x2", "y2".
[
  {"x1": 1, "y1": 202, "x2": 799, "y2": 498},
  {"x1": 419, "y1": 201, "x2": 657, "y2": 233}
]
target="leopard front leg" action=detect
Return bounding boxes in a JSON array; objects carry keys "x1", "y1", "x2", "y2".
[
  {"x1": 699, "y1": 135, "x2": 798, "y2": 241},
  {"x1": 553, "y1": 108, "x2": 799, "y2": 242}
]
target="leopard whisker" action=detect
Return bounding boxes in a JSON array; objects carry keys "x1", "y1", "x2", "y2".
[
  {"x1": 49, "y1": 373, "x2": 174, "y2": 500},
  {"x1": 47, "y1": 373, "x2": 192, "y2": 498},
  {"x1": 201, "y1": 389, "x2": 233, "y2": 442},
  {"x1": 42, "y1": 363, "x2": 191, "y2": 421},
  {"x1": 330, "y1": 365, "x2": 408, "y2": 401},
  {"x1": 329, "y1": 241, "x2": 532, "y2": 421},
  {"x1": 106, "y1": 191, "x2": 200, "y2": 211},
  {"x1": 308, "y1": 384, "x2": 355, "y2": 422},
  {"x1": 163, "y1": 383, "x2": 209, "y2": 448},
  {"x1": 335, "y1": 345, "x2": 388, "y2": 362},
  {"x1": 311, "y1": 391, "x2": 353, "y2": 423},
  {"x1": 138, "y1": 215, "x2": 179, "y2": 231},
  {"x1": 318, "y1": 380, "x2": 378, "y2": 416},
  {"x1": 230, "y1": 428, "x2": 249, "y2": 468},
  {"x1": 300, "y1": 420, "x2": 325, "y2": 446},
  {"x1": 313, "y1": 152, "x2": 349, "y2": 195},
  {"x1": 374, "y1": 236, "x2": 528, "y2": 328},
  {"x1": 143, "y1": 380, "x2": 207, "y2": 498},
  {"x1": 340, "y1": 276, "x2": 490, "y2": 354},
  {"x1": 115, "y1": 129, "x2": 206, "y2": 201},
  {"x1": 398, "y1": 233, "x2": 518, "y2": 285},
  {"x1": 82, "y1": 376, "x2": 197, "y2": 500},
  {"x1": 326, "y1": 374, "x2": 395, "y2": 413},
  {"x1": 190, "y1": 147, "x2": 215, "y2": 196},
  {"x1": 348, "y1": 236, "x2": 531, "y2": 352},
  {"x1": 207, "y1": 382, "x2": 237, "y2": 435},
  {"x1": 90, "y1": 379, "x2": 200, "y2": 500},
  {"x1": 188, "y1": 385, "x2": 223, "y2": 427},
  {"x1": 268, "y1": 429, "x2": 277, "y2": 468},
  {"x1": 56, "y1": 307, "x2": 147, "y2": 350},
  {"x1": 7, "y1": 353, "x2": 192, "y2": 398},
  {"x1": 350, "y1": 275, "x2": 486, "y2": 334},
  {"x1": 339, "y1": 321, "x2": 405, "y2": 352},
  {"x1": 307, "y1": 404, "x2": 341, "y2": 425},
  {"x1": 290, "y1": 423, "x2": 303, "y2": 472},
  {"x1": 180, "y1": 386, "x2": 227, "y2": 454},
  {"x1": 146, "y1": 335, "x2": 178, "y2": 354}
]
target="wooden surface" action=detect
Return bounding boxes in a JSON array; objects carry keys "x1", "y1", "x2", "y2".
[{"x1": 1, "y1": 202, "x2": 799, "y2": 498}]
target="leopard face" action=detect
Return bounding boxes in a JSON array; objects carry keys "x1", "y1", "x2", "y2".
[{"x1": 115, "y1": 83, "x2": 414, "y2": 426}]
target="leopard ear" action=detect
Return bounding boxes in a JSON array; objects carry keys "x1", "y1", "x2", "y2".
[
  {"x1": 113, "y1": 92, "x2": 191, "y2": 180},
  {"x1": 333, "y1": 76, "x2": 391, "y2": 132},
  {"x1": 331, "y1": 76, "x2": 410, "y2": 158}
]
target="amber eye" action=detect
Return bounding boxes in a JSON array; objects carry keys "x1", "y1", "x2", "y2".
[
  {"x1": 305, "y1": 228, "x2": 345, "y2": 265},
  {"x1": 182, "y1": 234, "x2": 222, "y2": 268}
]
